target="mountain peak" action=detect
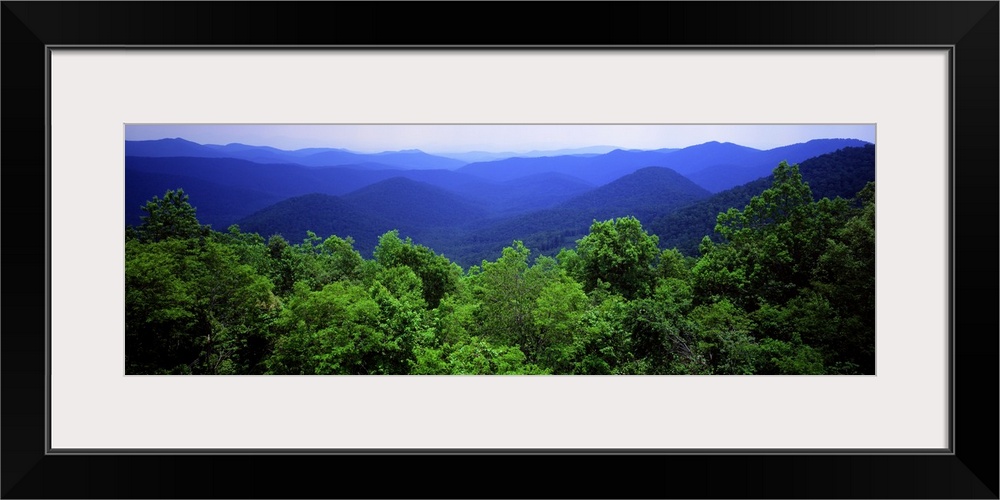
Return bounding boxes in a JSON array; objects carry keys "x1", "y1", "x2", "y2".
[
  {"x1": 380, "y1": 149, "x2": 425, "y2": 155},
  {"x1": 142, "y1": 137, "x2": 196, "y2": 144}
]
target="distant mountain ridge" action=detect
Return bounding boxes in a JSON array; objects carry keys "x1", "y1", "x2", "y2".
[
  {"x1": 126, "y1": 138, "x2": 467, "y2": 170},
  {"x1": 456, "y1": 149, "x2": 680, "y2": 185},
  {"x1": 126, "y1": 137, "x2": 875, "y2": 267},
  {"x1": 456, "y1": 138, "x2": 870, "y2": 192},
  {"x1": 559, "y1": 166, "x2": 710, "y2": 220},
  {"x1": 437, "y1": 145, "x2": 624, "y2": 163}
]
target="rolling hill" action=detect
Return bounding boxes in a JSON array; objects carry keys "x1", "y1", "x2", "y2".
[
  {"x1": 235, "y1": 194, "x2": 395, "y2": 254},
  {"x1": 341, "y1": 177, "x2": 490, "y2": 230}
]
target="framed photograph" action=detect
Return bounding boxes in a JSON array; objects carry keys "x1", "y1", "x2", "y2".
[{"x1": 3, "y1": 2, "x2": 997, "y2": 498}]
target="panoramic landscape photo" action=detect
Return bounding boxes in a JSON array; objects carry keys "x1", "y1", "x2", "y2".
[{"x1": 125, "y1": 124, "x2": 876, "y2": 375}]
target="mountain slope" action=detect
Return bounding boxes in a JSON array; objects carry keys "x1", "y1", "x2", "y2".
[
  {"x1": 650, "y1": 144, "x2": 877, "y2": 255},
  {"x1": 125, "y1": 170, "x2": 282, "y2": 230},
  {"x1": 687, "y1": 138, "x2": 872, "y2": 192},
  {"x1": 444, "y1": 166, "x2": 712, "y2": 267},
  {"x1": 486, "y1": 173, "x2": 596, "y2": 216},
  {"x1": 235, "y1": 194, "x2": 395, "y2": 254},
  {"x1": 341, "y1": 177, "x2": 489, "y2": 230},
  {"x1": 558, "y1": 166, "x2": 710, "y2": 221}
]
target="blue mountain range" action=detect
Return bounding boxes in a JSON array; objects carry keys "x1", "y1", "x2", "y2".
[{"x1": 125, "y1": 137, "x2": 874, "y2": 267}]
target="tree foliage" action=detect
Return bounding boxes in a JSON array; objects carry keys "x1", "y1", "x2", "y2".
[
  {"x1": 125, "y1": 237, "x2": 276, "y2": 374},
  {"x1": 576, "y1": 216, "x2": 660, "y2": 299},
  {"x1": 136, "y1": 188, "x2": 207, "y2": 242},
  {"x1": 126, "y1": 171, "x2": 875, "y2": 375}
]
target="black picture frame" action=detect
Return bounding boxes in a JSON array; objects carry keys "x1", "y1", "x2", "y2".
[{"x1": 3, "y1": 2, "x2": 997, "y2": 498}]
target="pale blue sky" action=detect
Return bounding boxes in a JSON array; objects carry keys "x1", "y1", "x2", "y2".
[{"x1": 125, "y1": 124, "x2": 875, "y2": 154}]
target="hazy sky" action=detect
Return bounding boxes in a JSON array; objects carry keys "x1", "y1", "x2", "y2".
[{"x1": 124, "y1": 124, "x2": 875, "y2": 154}]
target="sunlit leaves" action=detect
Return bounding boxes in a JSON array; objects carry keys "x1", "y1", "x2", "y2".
[
  {"x1": 126, "y1": 173, "x2": 875, "y2": 375},
  {"x1": 576, "y1": 216, "x2": 660, "y2": 299},
  {"x1": 125, "y1": 237, "x2": 276, "y2": 374}
]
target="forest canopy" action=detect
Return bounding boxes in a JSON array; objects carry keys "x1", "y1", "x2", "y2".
[{"x1": 125, "y1": 161, "x2": 875, "y2": 375}]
